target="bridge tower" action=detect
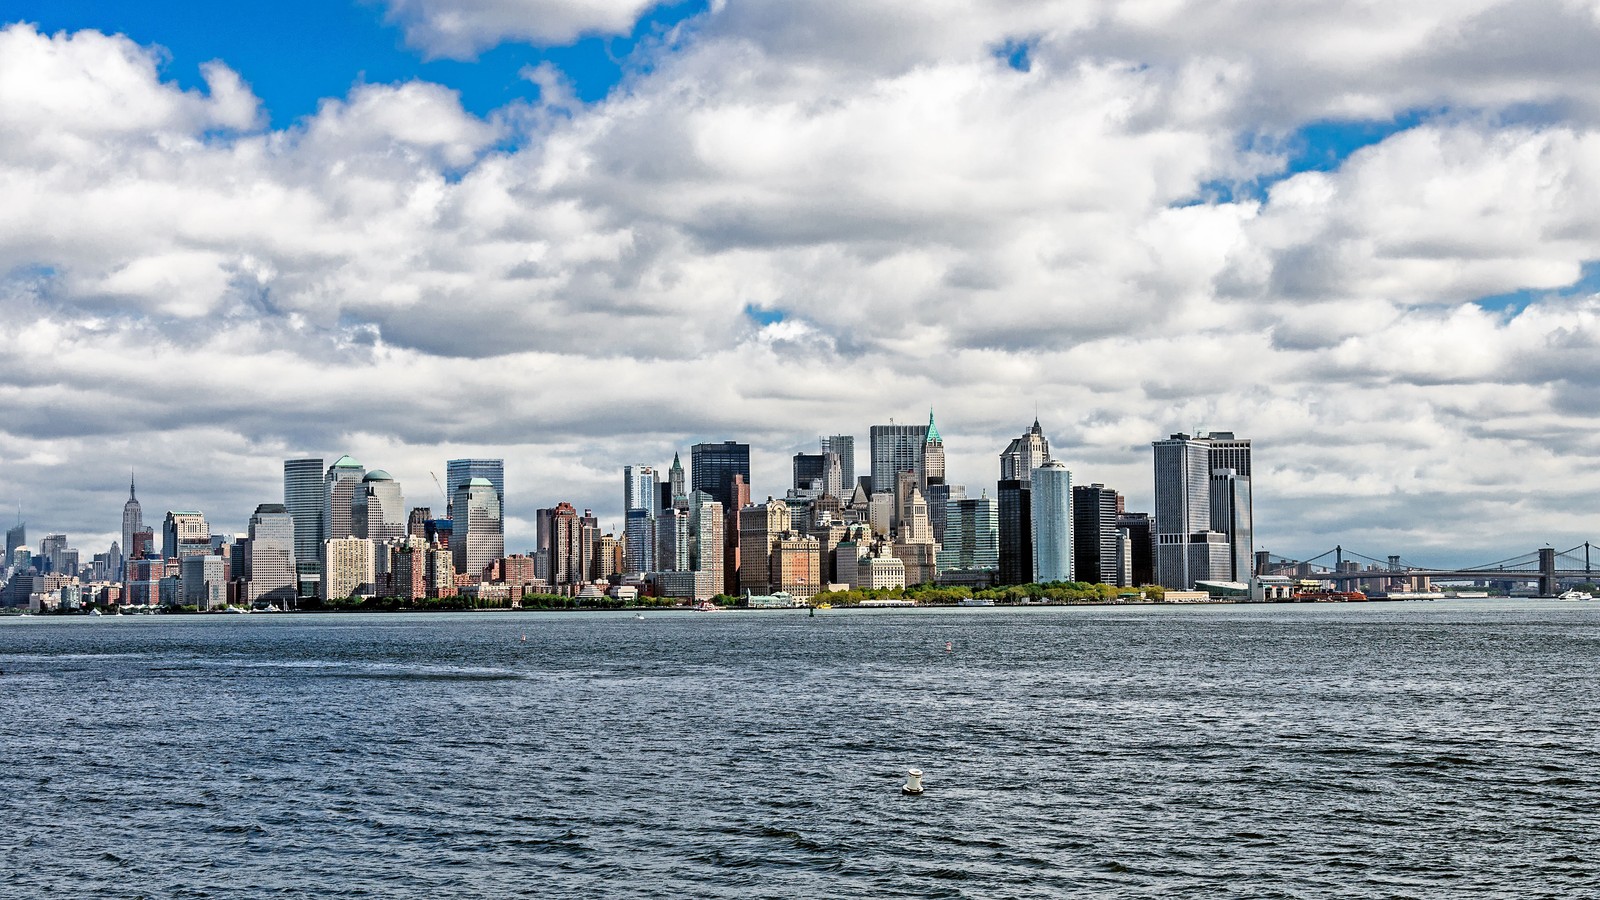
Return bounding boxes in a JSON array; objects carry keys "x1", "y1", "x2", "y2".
[{"x1": 1539, "y1": 548, "x2": 1557, "y2": 596}]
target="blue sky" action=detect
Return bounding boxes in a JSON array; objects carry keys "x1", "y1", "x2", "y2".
[{"x1": 9, "y1": 0, "x2": 707, "y2": 124}]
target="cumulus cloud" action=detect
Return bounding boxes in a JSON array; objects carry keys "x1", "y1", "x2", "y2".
[
  {"x1": 5, "y1": 5, "x2": 1600, "y2": 565},
  {"x1": 382, "y1": 0, "x2": 666, "y2": 58}
]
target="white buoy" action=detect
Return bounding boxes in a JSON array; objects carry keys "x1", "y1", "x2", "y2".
[{"x1": 902, "y1": 768, "x2": 924, "y2": 795}]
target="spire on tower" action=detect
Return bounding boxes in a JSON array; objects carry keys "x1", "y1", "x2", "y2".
[{"x1": 129, "y1": 468, "x2": 137, "y2": 500}]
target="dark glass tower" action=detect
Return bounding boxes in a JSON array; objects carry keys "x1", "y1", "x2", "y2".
[{"x1": 690, "y1": 442, "x2": 751, "y2": 511}]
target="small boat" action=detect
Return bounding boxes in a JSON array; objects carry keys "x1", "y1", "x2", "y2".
[
  {"x1": 88, "y1": 609, "x2": 102, "y2": 617},
  {"x1": 694, "y1": 601, "x2": 722, "y2": 612},
  {"x1": 1556, "y1": 590, "x2": 1593, "y2": 601},
  {"x1": 633, "y1": 613, "x2": 645, "y2": 621},
  {"x1": 958, "y1": 598, "x2": 995, "y2": 607}
]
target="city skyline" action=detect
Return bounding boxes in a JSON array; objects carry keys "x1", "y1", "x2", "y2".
[{"x1": 5, "y1": 5, "x2": 1600, "y2": 569}]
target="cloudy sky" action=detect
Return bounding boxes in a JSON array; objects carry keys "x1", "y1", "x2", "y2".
[{"x1": 5, "y1": 0, "x2": 1600, "y2": 568}]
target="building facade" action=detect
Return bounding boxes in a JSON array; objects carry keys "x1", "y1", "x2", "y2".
[{"x1": 1030, "y1": 460, "x2": 1073, "y2": 583}]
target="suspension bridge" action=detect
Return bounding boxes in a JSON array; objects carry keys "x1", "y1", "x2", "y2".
[{"x1": 1263, "y1": 544, "x2": 1600, "y2": 596}]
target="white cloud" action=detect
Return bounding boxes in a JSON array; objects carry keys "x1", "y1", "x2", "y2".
[
  {"x1": 5, "y1": 7, "x2": 1600, "y2": 565},
  {"x1": 382, "y1": 0, "x2": 666, "y2": 58}
]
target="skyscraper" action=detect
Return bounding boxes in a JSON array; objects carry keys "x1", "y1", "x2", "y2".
[
  {"x1": 323, "y1": 537, "x2": 375, "y2": 600},
  {"x1": 936, "y1": 495, "x2": 1000, "y2": 573},
  {"x1": 624, "y1": 465, "x2": 657, "y2": 514},
  {"x1": 792, "y1": 453, "x2": 827, "y2": 492},
  {"x1": 1118, "y1": 512, "x2": 1155, "y2": 586},
  {"x1": 446, "y1": 459, "x2": 506, "y2": 519},
  {"x1": 246, "y1": 503, "x2": 297, "y2": 605},
  {"x1": 869, "y1": 423, "x2": 927, "y2": 494},
  {"x1": 323, "y1": 456, "x2": 366, "y2": 546},
  {"x1": 666, "y1": 453, "x2": 687, "y2": 510},
  {"x1": 120, "y1": 471, "x2": 142, "y2": 577},
  {"x1": 923, "y1": 410, "x2": 945, "y2": 487},
  {"x1": 738, "y1": 499, "x2": 790, "y2": 596},
  {"x1": 1153, "y1": 433, "x2": 1231, "y2": 590},
  {"x1": 1210, "y1": 468, "x2": 1253, "y2": 582},
  {"x1": 997, "y1": 479, "x2": 1032, "y2": 587},
  {"x1": 691, "y1": 442, "x2": 751, "y2": 510},
  {"x1": 354, "y1": 470, "x2": 406, "y2": 543},
  {"x1": 283, "y1": 457, "x2": 324, "y2": 596},
  {"x1": 1030, "y1": 460, "x2": 1073, "y2": 583},
  {"x1": 1000, "y1": 419, "x2": 1050, "y2": 482},
  {"x1": 162, "y1": 511, "x2": 210, "y2": 559},
  {"x1": 821, "y1": 435, "x2": 855, "y2": 488},
  {"x1": 451, "y1": 478, "x2": 504, "y2": 577},
  {"x1": 1072, "y1": 484, "x2": 1121, "y2": 585},
  {"x1": 625, "y1": 508, "x2": 656, "y2": 574}
]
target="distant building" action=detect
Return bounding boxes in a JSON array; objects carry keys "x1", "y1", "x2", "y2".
[
  {"x1": 446, "y1": 459, "x2": 505, "y2": 520},
  {"x1": 738, "y1": 499, "x2": 790, "y2": 596},
  {"x1": 1072, "y1": 484, "x2": 1121, "y2": 585},
  {"x1": 1000, "y1": 419, "x2": 1050, "y2": 483},
  {"x1": 1031, "y1": 461, "x2": 1073, "y2": 583},
  {"x1": 937, "y1": 495, "x2": 999, "y2": 573},
  {"x1": 691, "y1": 442, "x2": 751, "y2": 511},
  {"x1": 284, "y1": 457, "x2": 325, "y2": 597},
  {"x1": 162, "y1": 511, "x2": 210, "y2": 560},
  {"x1": 1119, "y1": 512, "x2": 1155, "y2": 586},
  {"x1": 246, "y1": 503, "x2": 297, "y2": 605},
  {"x1": 181, "y1": 554, "x2": 227, "y2": 610},
  {"x1": 820, "y1": 435, "x2": 855, "y2": 488},
  {"x1": 923, "y1": 410, "x2": 945, "y2": 487},
  {"x1": 354, "y1": 470, "x2": 406, "y2": 543},
  {"x1": 120, "y1": 472, "x2": 142, "y2": 579},
  {"x1": 452, "y1": 478, "x2": 504, "y2": 578},
  {"x1": 869, "y1": 423, "x2": 926, "y2": 495},
  {"x1": 322, "y1": 455, "x2": 366, "y2": 543},
  {"x1": 324, "y1": 537, "x2": 375, "y2": 600},
  {"x1": 997, "y1": 479, "x2": 1032, "y2": 587},
  {"x1": 1154, "y1": 432, "x2": 1251, "y2": 589}
]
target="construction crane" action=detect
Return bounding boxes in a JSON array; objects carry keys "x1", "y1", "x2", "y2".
[{"x1": 430, "y1": 471, "x2": 448, "y2": 506}]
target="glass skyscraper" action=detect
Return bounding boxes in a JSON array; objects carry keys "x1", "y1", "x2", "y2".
[{"x1": 1030, "y1": 460, "x2": 1073, "y2": 583}]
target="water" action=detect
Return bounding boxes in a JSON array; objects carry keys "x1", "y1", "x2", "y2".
[{"x1": 2, "y1": 601, "x2": 1597, "y2": 898}]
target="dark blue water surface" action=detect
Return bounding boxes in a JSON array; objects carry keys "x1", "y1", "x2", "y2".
[{"x1": 3, "y1": 602, "x2": 1598, "y2": 898}]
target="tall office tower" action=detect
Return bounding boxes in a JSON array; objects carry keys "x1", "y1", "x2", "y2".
[
  {"x1": 322, "y1": 456, "x2": 366, "y2": 544},
  {"x1": 1030, "y1": 460, "x2": 1073, "y2": 583},
  {"x1": 923, "y1": 410, "x2": 945, "y2": 487},
  {"x1": 926, "y1": 483, "x2": 964, "y2": 545},
  {"x1": 689, "y1": 492, "x2": 724, "y2": 598},
  {"x1": 1072, "y1": 484, "x2": 1122, "y2": 585},
  {"x1": 936, "y1": 495, "x2": 1000, "y2": 573},
  {"x1": 451, "y1": 478, "x2": 504, "y2": 577},
  {"x1": 245, "y1": 503, "x2": 297, "y2": 605},
  {"x1": 666, "y1": 453, "x2": 687, "y2": 510},
  {"x1": 869, "y1": 423, "x2": 927, "y2": 494},
  {"x1": 284, "y1": 457, "x2": 325, "y2": 595},
  {"x1": 896, "y1": 475, "x2": 932, "y2": 544},
  {"x1": 323, "y1": 537, "x2": 375, "y2": 600},
  {"x1": 446, "y1": 459, "x2": 506, "y2": 519},
  {"x1": 793, "y1": 453, "x2": 826, "y2": 492},
  {"x1": 723, "y1": 474, "x2": 751, "y2": 595},
  {"x1": 1000, "y1": 419, "x2": 1051, "y2": 483},
  {"x1": 821, "y1": 452, "x2": 844, "y2": 498},
  {"x1": 625, "y1": 508, "x2": 656, "y2": 573},
  {"x1": 5, "y1": 520, "x2": 24, "y2": 564},
  {"x1": 1153, "y1": 433, "x2": 1229, "y2": 590},
  {"x1": 39, "y1": 534, "x2": 68, "y2": 574},
  {"x1": 821, "y1": 435, "x2": 855, "y2": 488},
  {"x1": 658, "y1": 506, "x2": 690, "y2": 572},
  {"x1": 691, "y1": 442, "x2": 751, "y2": 510},
  {"x1": 1210, "y1": 468, "x2": 1253, "y2": 582},
  {"x1": 120, "y1": 472, "x2": 142, "y2": 578},
  {"x1": 1117, "y1": 512, "x2": 1155, "y2": 586},
  {"x1": 162, "y1": 511, "x2": 210, "y2": 559},
  {"x1": 738, "y1": 499, "x2": 790, "y2": 596},
  {"x1": 546, "y1": 502, "x2": 589, "y2": 589},
  {"x1": 867, "y1": 492, "x2": 894, "y2": 537},
  {"x1": 594, "y1": 534, "x2": 622, "y2": 581},
  {"x1": 624, "y1": 465, "x2": 657, "y2": 515},
  {"x1": 1205, "y1": 431, "x2": 1254, "y2": 582},
  {"x1": 997, "y1": 479, "x2": 1032, "y2": 586},
  {"x1": 354, "y1": 471, "x2": 406, "y2": 543},
  {"x1": 407, "y1": 507, "x2": 431, "y2": 540},
  {"x1": 181, "y1": 554, "x2": 227, "y2": 610}
]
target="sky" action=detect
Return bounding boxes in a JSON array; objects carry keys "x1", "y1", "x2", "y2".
[{"x1": 5, "y1": 1, "x2": 1600, "y2": 568}]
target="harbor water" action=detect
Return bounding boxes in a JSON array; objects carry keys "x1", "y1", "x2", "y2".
[{"x1": 2, "y1": 601, "x2": 1598, "y2": 898}]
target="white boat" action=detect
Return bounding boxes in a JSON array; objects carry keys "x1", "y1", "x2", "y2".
[
  {"x1": 958, "y1": 598, "x2": 995, "y2": 607},
  {"x1": 1556, "y1": 590, "x2": 1593, "y2": 601}
]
